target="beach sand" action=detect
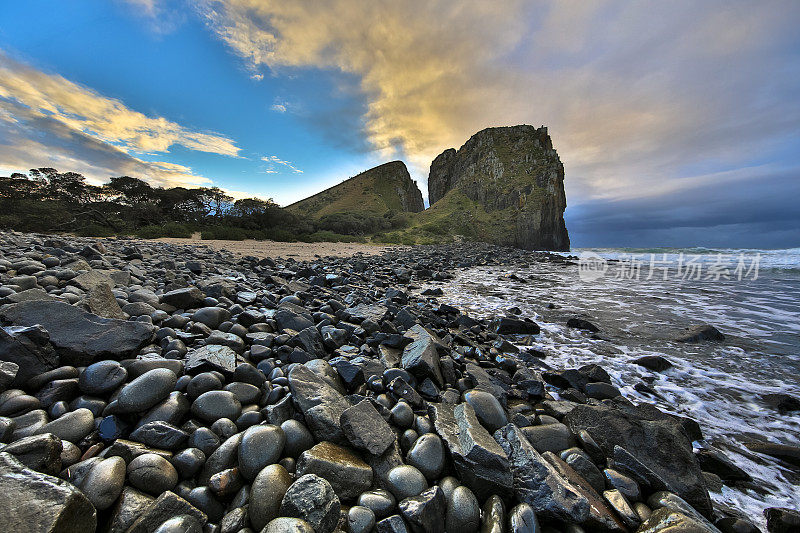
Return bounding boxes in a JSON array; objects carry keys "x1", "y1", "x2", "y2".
[{"x1": 150, "y1": 233, "x2": 406, "y2": 261}]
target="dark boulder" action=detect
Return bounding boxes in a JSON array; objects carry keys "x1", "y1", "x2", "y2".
[{"x1": 0, "y1": 300, "x2": 155, "y2": 366}]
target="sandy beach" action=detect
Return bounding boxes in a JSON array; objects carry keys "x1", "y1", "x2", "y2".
[{"x1": 150, "y1": 233, "x2": 406, "y2": 261}]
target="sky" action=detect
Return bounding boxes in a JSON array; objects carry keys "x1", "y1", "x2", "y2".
[{"x1": 1, "y1": 0, "x2": 799, "y2": 248}]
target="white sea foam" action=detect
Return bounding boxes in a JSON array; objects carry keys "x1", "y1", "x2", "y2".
[{"x1": 425, "y1": 256, "x2": 800, "y2": 528}]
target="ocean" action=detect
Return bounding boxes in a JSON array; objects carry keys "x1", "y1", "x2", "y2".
[{"x1": 425, "y1": 247, "x2": 800, "y2": 527}]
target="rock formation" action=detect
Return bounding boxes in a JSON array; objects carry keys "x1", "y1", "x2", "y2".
[
  {"x1": 427, "y1": 125, "x2": 569, "y2": 251},
  {"x1": 286, "y1": 161, "x2": 424, "y2": 218}
]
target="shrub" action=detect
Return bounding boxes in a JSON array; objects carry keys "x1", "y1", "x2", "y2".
[
  {"x1": 75, "y1": 224, "x2": 115, "y2": 237},
  {"x1": 136, "y1": 222, "x2": 193, "y2": 239}
]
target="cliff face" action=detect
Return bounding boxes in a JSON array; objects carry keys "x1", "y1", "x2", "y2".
[
  {"x1": 287, "y1": 160, "x2": 424, "y2": 217},
  {"x1": 427, "y1": 125, "x2": 569, "y2": 251}
]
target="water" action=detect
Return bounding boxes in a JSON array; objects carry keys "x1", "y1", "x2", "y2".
[{"x1": 425, "y1": 247, "x2": 800, "y2": 527}]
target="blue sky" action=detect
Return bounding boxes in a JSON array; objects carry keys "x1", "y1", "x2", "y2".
[{"x1": 1, "y1": 1, "x2": 799, "y2": 247}]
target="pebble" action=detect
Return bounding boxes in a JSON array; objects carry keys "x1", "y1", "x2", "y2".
[
  {"x1": 191, "y1": 390, "x2": 242, "y2": 422},
  {"x1": 127, "y1": 453, "x2": 179, "y2": 495},
  {"x1": 445, "y1": 485, "x2": 480, "y2": 533},
  {"x1": 238, "y1": 424, "x2": 286, "y2": 480},
  {"x1": 116, "y1": 368, "x2": 177, "y2": 414},
  {"x1": 387, "y1": 465, "x2": 428, "y2": 501},
  {"x1": 78, "y1": 456, "x2": 126, "y2": 510},
  {"x1": 463, "y1": 390, "x2": 507, "y2": 432},
  {"x1": 249, "y1": 464, "x2": 293, "y2": 531}
]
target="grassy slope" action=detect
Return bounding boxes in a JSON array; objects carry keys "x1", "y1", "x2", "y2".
[{"x1": 286, "y1": 162, "x2": 407, "y2": 219}]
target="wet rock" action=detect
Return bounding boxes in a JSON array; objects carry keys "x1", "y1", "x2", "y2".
[
  {"x1": 249, "y1": 463, "x2": 293, "y2": 531},
  {"x1": 521, "y1": 423, "x2": 576, "y2": 454},
  {"x1": 2, "y1": 432, "x2": 62, "y2": 475},
  {"x1": 117, "y1": 368, "x2": 178, "y2": 414},
  {"x1": 764, "y1": 507, "x2": 800, "y2": 533},
  {"x1": 191, "y1": 390, "x2": 241, "y2": 423},
  {"x1": 376, "y1": 514, "x2": 411, "y2": 533},
  {"x1": 603, "y1": 489, "x2": 640, "y2": 529},
  {"x1": 632, "y1": 356, "x2": 673, "y2": 372},
  {"x1": 153, "y1": 515, "x2": 203, "y2": 533},
  {"x1": 695, "y1": 447, "x2": 752, "y2": 482},
  {"x1": 79, "y1": 360, "x2": 128, "y2": 394},
  {"x1": 238, "y1": 424, "x2": 286, "y2": 480},
  {"x1": 761, "y1": 393, "x2": 800, "y2": 414},
  {"x1": 185, "y1": 344, "x2": 237, "y2": 374},
  {"x1": 490, "y1": 317, "x2": 540, "y2": 335},
  {"x1": 637, "y1": 507, "x2": 717, "y2": 532},
  {"x1": 0, "y1": 452, "x2": 96, "y2": 533},
  {"x1": 192, "y1": 306, "x2": 231, "y2": 329},
  {"x1": 565, "y1": 402, "x2": 711, "y2": 515},
  {"x1": 604, "y1": 468, "x2": 642, "y2": 501},
  {"x1": 287, "y1": 363, "x2": 350, "y2": 444},
  {"x1": 676, "y1": 324, "x2": 725, "y2": 343},
  {"x1": 745, "y1": 441, "x2": 800, "y2": 468},
  {"x1": 280, "y1": 473, "x2": 341, "y2": 533},
  {"x1": 0, "y1": 300, "x2": 155, "y2": 366},
  {"x1": 358, "y1": 488, "x2": 397, "y2": 519},
  {"x1": 406, "y1": 433, "x2": 445, "y2": 481},
  {"x1": 508, "y1": 503, "x2": 540, "y2": 533},
  {"x1": 199, "y1": 432, "x2": 243, "y2": 484},
  {"x1": 127, "y1": 453, "x2": 179, "y2": 495},
  {"x1": 0, "y1": 325, "x2": 58, "y2": 386},
  {"x1": 107, "y1": 487, "x2": 155, "y2": 533},
  {"x1": 494, "y1": 424, "x2": 589, "y2": 523},
  {"x1": 262, "y1": 517, "x2": 316, "y2": 532},
  {"x1": 463, "y1": 389, "x2": 507, "y2": 432},
  {"x1": 125, "y1": 491, "x2": 207, "y2": 533},
  {"x1": 340, "y1": 399, "x2": 396, "y2": 455},
  {"x1": 171, "y1": 448, "x2": 205, "y2": 479},
  {"x1": 129, "y1": 421, "x2": 189, "y2": 451},
  {"x1": 77, "y1": 455, "x2": 126, "y2": 510},
  {"x1": 296, "y1": 441, "x2": 373, "y2": 500},
  {"x1": 85, "y1": 283, "x2": 127, "y2": 319},
  {"x1": 387, "y1": 465, "x2": 429, "y2": 501},
  {"x1": 349, "y1": 505, "x2": 377, "y2": 533},
  {"x1": 445, "y1": 485, "x2": 480, "y2": 533},
  {"x1": 36, "y1": 408, "x2": 94, "y2": 443},
  {"x1": 429, "y1": 402, "x2": 512, "y2": 500},
  {"x1": 399, "y1": 485, "x2": 446, "y2": 533},
  {"x1": 566, "y1": 318, "x2": 599, "y2": 332},
  {"x1": 401, "y1": 325, "x2": 444, "y2": 387},
  {"x1": 481, "y1": 494, "x2": 505, "y2": 533},
  {"x1": 281, "y1": 419, "x2": 315, "y2": 458}
]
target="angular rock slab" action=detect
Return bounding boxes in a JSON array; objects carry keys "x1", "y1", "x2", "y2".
[
  {"x1": 494, "y1": 424, "x2": 589, "y2": 524},
  {"x1": 0, "y1": 324, "x2": 58, "y2": 386},
  {"x1": 296, "y1": 441, "x2": 373, "y2": 500},
  {"x1": 0, "y1": 300, "x2": 155, "y2": 366},
  {"x1": 401, "y1": 324, "x2": 445, "y2": 387},
  {"x1": 288, "y1": 363, "x2": 351, "y2": 444},
  {"x1": 429, "y1": 402, "x2": 512, "y2": 501},
  {"x1": 564, "y1": 403, "x2": 711, "y2": 516},
  {"x1": 340, "y1": 399, "x2": 396, "y2": 456},
  {"x1": 185, "y1": 344, "x2": 237, "y2": 374},
  {"x1": 0, "y1": 451, "x2": 97, "y2": 533}
]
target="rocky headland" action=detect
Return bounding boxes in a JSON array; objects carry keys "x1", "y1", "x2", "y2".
[{"x1": 0, "y1": 231, "x2": 794, "y2": 533}]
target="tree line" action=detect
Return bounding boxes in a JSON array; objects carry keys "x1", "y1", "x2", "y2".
[{"x1": 0, "y1": 168, "x2": 407, "y2": 241}]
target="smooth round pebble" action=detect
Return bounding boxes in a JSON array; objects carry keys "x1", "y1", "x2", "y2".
[
  {"x1": 117, "y1": 368, "x2": 177, "y2": 414},
  {"x1": 79, "y1": 360, "x2": 127, "y2": 395},
  {"x1": 238, "y1": 424, "x2": 286, "y2": 480},
  {"x1": 386, "y1": 465, "x2": 428, "y2": 500},
  {"x1": 249, "y1": 464, "x2": 293, "y2": 531},
  {"x1": 446, "y1": 486, "x2": 480, "y2": 532},
  {"x1": 171, "y1": 448, "x2": 206, "y2": 479},
  {"x1": 357, "y1": 489, "x2": 396, "y2": 519},
  {"x1": 36, "y1": 408, "x2": 94, "y2": 443},
  {"x1": 348, "y1": 505, "x2": 376, "y2": 533},
  {"x1": 464, "y1": 390, "x2": 508, "y2": 432},
  {"x1": 262, "y1": 517, "x2": 315, "y2": 533},
  {"x1": 191, "y1": 390, "x2": 241, "y2": 423},
  {"x1": 281, "y1": 419, "x2": 314, "y2": 458},
  {"x1": 127, "y1": 453, "x2": 178, "y2": 495},
  {"x1": 78, "y1": 456, "x2": 126, "y2": 510},
  {"x1": 508, "y1": 503, "x2": 540, "y2": 533},
  {"x1": 406, "y1": 433, "x2": 444, "y2": 480}
]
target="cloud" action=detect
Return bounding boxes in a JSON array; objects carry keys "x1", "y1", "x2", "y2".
[
  {"x1": 0, "y1": 51, "x2": 240, "y2": 157},
  {"x1": 198, "y1": 0, "x2": 800, "y2": 212},
  {"x1": 270, "y1": 103, "x2": 286, "y2": 113},
  {"x1": 0, "y1": 51, "x2": 241, "y2": 188},
  {"x1": 261, "y1": 155, "x2": 302, "y2": 174}
]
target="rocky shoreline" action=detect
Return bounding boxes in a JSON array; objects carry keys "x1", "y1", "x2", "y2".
[{"x1": 0, "y1": 232, "x2": 795, "y2": 533}]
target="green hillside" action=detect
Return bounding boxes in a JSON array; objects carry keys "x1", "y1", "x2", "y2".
[{"x1": 285, "y1": 161, "x2": 423, "y2": 219}]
